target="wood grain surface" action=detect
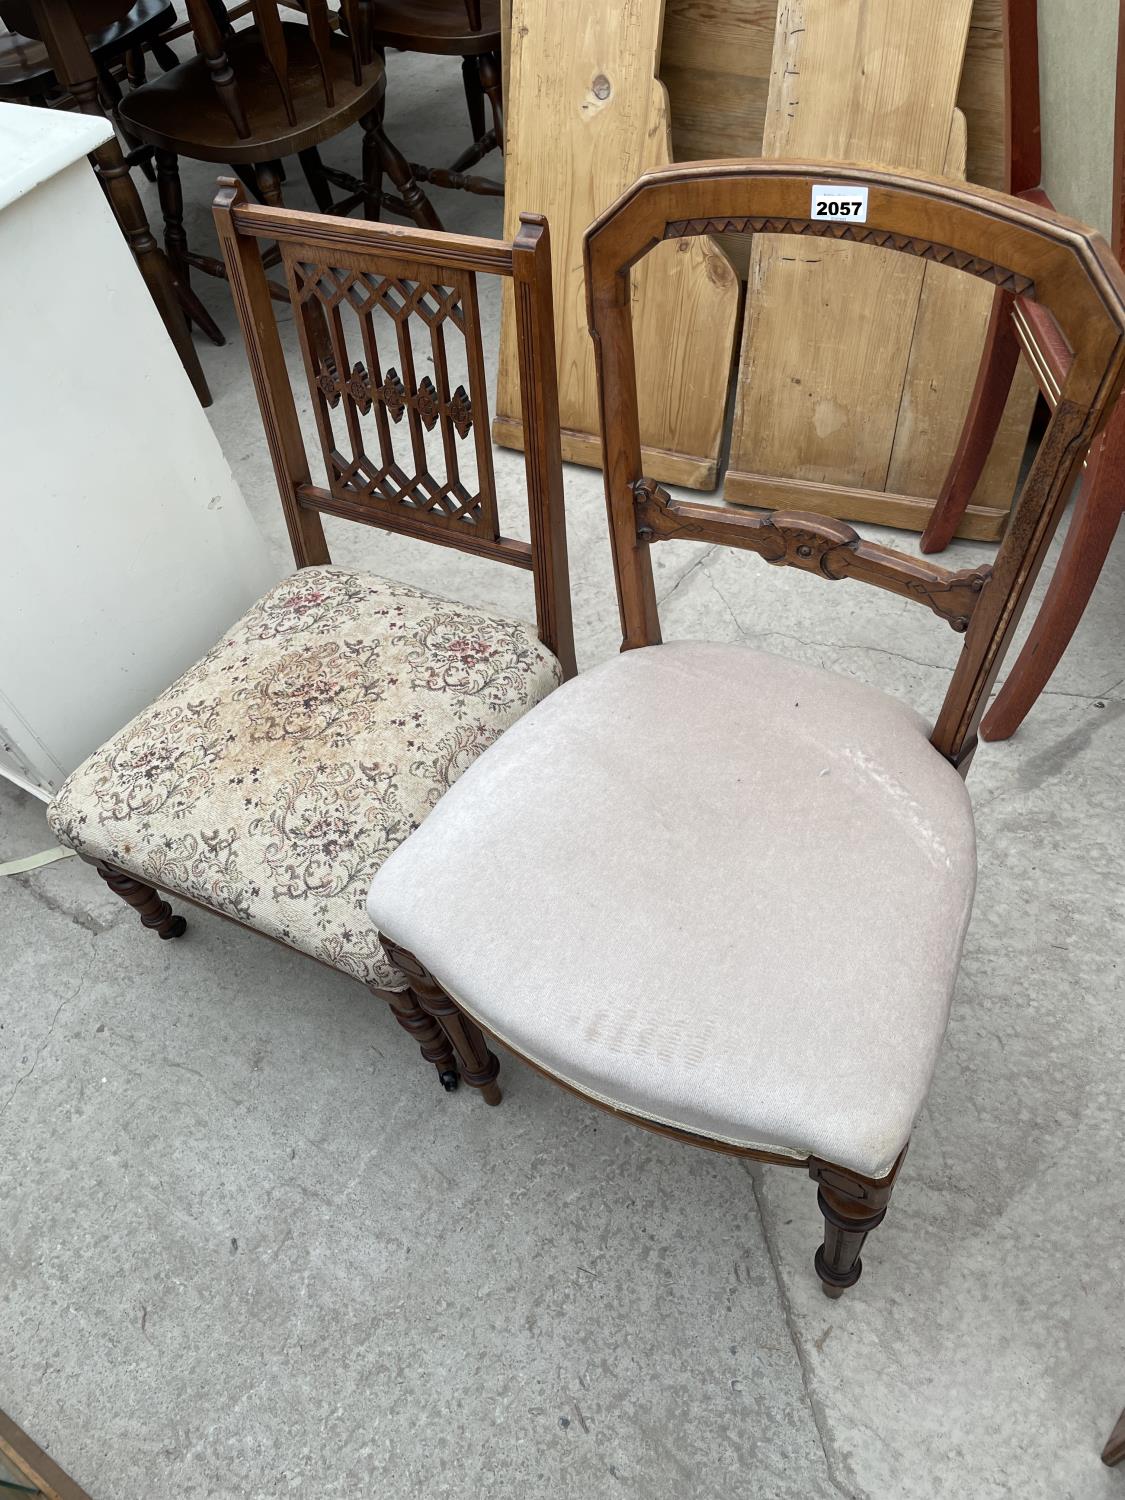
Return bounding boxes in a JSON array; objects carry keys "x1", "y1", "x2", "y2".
[{"x1": 493, "y1": 0, "x2": 741, "y2": 487}]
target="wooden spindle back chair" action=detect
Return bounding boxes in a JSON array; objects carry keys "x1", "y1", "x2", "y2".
[
  {"x1": 46, "y1": 191, "x2": 573, "y2": 1095},
  {"x1": 365, "y1": 161, "x2": 1125, "y2": 1301},
  {"x1": 115, "y1": 0, "x2": 440, "y2": 310},
  {"x1": 366, "y1": 0, "x2": 504, "y2": 200}
]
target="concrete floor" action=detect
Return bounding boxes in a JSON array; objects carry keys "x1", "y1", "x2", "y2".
[{"x1": 3, "y1": 47, "x2": 1125, "y2": 1500}]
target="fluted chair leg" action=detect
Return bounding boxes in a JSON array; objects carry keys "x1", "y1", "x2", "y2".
[
  {"x1": 380, "y1": 939, "x2": 501, "y2": 1105},
  {"x1": 370, "y1": 982, "x2": 459, "y2": 1091}
]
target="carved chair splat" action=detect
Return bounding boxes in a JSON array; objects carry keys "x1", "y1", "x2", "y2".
[
  {"x1": 47, "y1": 190, "x2": 574, "y2": 1093},
  {"x1": 366, "y1": 161, "x2": 1125, "y2": 1298}
]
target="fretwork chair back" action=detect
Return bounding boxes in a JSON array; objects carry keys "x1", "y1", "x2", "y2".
[
  {"x1": 366, "y1": 0, "x2": 504, "y2": 200},
  {"x1": 46, "y1": 188, "x2": 574, "y2": 1093},
  {"x1": 115, "y1": 1, "x2": 442, "y2": 311},
  {"x1": 366, "y1": 160, "x2": 1125, "y2": 1296}
]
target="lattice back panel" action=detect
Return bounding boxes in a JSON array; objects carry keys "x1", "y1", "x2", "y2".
[{"x1": 283, "y1": 245, "x2": 501, "y2": 543}]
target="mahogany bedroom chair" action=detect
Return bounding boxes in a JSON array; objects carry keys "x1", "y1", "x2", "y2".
[
  {"x1": 919, "y1": 0, "x2": 1125, "y2": 742},
  {"x1": 46, "y1": 187, "x2": 574, "y2": 1090},
  {"x1": 367, "y1": 160, "x2": 1125, "y2": 1295}
]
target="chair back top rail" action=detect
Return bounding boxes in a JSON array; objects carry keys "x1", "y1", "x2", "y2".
[
  {"x1": 214, "y1": 185, "x2": 575, "y2": 678},
  {"x1": 583, "y1": 159, "x2": 1125, "y2": 771}
]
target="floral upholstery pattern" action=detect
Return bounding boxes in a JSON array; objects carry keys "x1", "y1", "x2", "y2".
[{"x1": 48, "y1": 567, "x2": 561, "y2": 990}]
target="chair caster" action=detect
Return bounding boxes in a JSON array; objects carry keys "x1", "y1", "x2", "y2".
[
  {"x1": 439, "y1": 1069, "x2": 459, "y2": 1092},
  {"x1": 159, "y1": 915, "x2": 188, "y2": 939}
]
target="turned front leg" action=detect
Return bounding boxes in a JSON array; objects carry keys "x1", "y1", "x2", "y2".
[
  {"x1": 380, "y1": 939, "x2": 501, "y2": 1105},
  {"x1": 96, "y1": 862, "x2": 186, "y2": 939},
  {"x1": 369, "y1": 981, "x2": 459, "y2": 1091},
  {"x1": 808, "y1": 1154, "x2": 902, "y2": 1299}
]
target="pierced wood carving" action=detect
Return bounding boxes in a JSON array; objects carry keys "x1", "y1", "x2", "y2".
[
  {"x1": 662, "y1": 217, "x2": 1036, "y2": 299},
  {"x1": 633, "y1": 480, "x2": 992, "y2": 631},
  {"x1": 286, "y1": 253, "x2": 499, "y2": 537}
]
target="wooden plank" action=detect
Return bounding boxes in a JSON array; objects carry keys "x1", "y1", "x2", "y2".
[
  {"x1": 659, "y1": 0, "x2": 1005, "y2": 278},
  {"x1": 886, "y1": 106, "x2": 1038, "y2": 515},
  {"x1": 661, "y1": 0, "x2": 1005, "y2": 191},
  {"x1": 721, "y1": 472, "x2": 1011, "y2": 541},
  {"x1": 724, "y1": 0, "x2": 975, "y2": 505},
  {"x1": 493, "y1": 0, "x2": 740, "y2": 489}
]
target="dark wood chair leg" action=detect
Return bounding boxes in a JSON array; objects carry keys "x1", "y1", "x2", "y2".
[
  {"x1": 255, "y1": 161, "x2": 285, "y2": 208},
  {"x1": 151, "y1": 38, "x2": 181, "y2": 72},
  {"x1": 298, "y1": 146, "x2": 335, "y2": 213},
  {"x1": 808, "y1": 1156, "x2": 901, "y2": 1298},
  {"x1": 370, "y1": 983, "x2": 459, "y2": 1090},
  {"x1": 96, "y1": 862, "x2": 186, "y2": 939},
  {"x1": 920, "y1": 289, "x2": 1021, "y2": 554},
  {"x1": 155, "y1": 147, "x2": 189, "y2": 282},
  {"x1": 462, "y1": 53, "x2": 486, "y2": 142},
  {"x1": 359, "y1": 111, "x2": 383, "y2": 221},
  {"x1": 380, "y1": 939, "x2": 501, "y2": 1105},
  {"x1": 371, "y1": 119, "x2": 442, "y2": 230},
  {"x1": 154, "y1": 148, "x2": 226, "y2": 347},
  {"x1": 125, "y1": 45, "x2": 146, "y2": 87},
  {"x1": 981, "y1": 419, "x2": 1124, "y2": 741},
  {"x1": 231, "y1": 162, "x2": 265, "y2": 202},
  {"x1": 29, "y1": 2, "x2": 212, "y2": 405},
  {"x1": 478, "y1": 49, "x2": 504, "y2": 152},
  {"x1": 1103, "y1": 1407, "x2": 1125, "y2": 1466}
]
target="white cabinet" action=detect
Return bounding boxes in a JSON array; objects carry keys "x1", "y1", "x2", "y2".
[{"x1": 0, "y1": 104, "x2": 278, "y2": 800}]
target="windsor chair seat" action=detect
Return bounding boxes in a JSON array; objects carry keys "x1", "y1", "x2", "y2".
[
  {"x1": 367, "y1": 160, "x2": 1125, "y2": 1299},
  {"x1": 0, "y1": 0, "x2": 173, "y2": 101},
  {"x1": 368, "y1": 0, "x2": 500, "y2": 55},
  {"x1": 118, "y1": 19, "x2": 374, "y2": 161},
  {"x1": 116, "y1": 0, "x2": 442, "y2": 311}
]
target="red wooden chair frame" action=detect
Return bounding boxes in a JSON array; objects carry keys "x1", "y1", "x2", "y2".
[{"x1": 921, "y1": 0, "x2": 1125, "y2": 742}]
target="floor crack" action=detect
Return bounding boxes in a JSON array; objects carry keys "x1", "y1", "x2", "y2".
[
  {"x1": 9, "y1": 873, "x2": 120, "y2": 935},
  {"x1": 745, "y1": 1163, "x2": 863, "y2": 1500},
  {"x1": 0, "y1": 959, "x2": 93, "y2": 1124},
  {"x1": 656, "y1": 543, "x2": 720, "y2": 608}
]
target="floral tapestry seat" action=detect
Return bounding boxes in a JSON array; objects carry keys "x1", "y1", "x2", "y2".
[{"x1": 47, "y1": 566, "x2": 562, "y2": 991}]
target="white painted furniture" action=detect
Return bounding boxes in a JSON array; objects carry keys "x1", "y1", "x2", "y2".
[{"x1": 0, "y1": 103, "x2": 276, "y2": 800}]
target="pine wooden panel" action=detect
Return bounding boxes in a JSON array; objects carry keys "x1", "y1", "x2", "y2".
[
  {"x1": 493, "y1": 0, "x2": 740, "y2": 488},
  {"x1": 725, "y1": 0, "x2": 974, "y2": 503},
  {"x1": 661, "y1": 0, "x2": 1005, "y2": 192}
]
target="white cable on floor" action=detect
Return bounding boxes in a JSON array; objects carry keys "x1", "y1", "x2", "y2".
[{"x1": 0, "y1": 847, "x2": 76, "y2": 877}]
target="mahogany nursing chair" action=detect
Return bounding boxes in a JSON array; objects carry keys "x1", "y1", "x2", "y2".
[
  {"x1": 367, "y1": 160, "x2": 1125, "y2": 1295},
  {"x1": 46, "y1": 189, "x2": 574, "y2": 1090}
]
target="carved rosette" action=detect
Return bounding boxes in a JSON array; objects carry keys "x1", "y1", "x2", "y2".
[
  {"x1": 416, "y1": 376, "x2": 440, "y2": 431},
  {"x1": 449, "y1": 385, "x2": 473, "y2": 438},
  {"x1": 380, "y1": 368, "x2": 407, "y2": 421},
  {"x1": 315, "y1": 356, "x2": 341, "y2": 408},
  {"x1": 344, "y1": 362, "x2": 372, "y2": 413}
]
